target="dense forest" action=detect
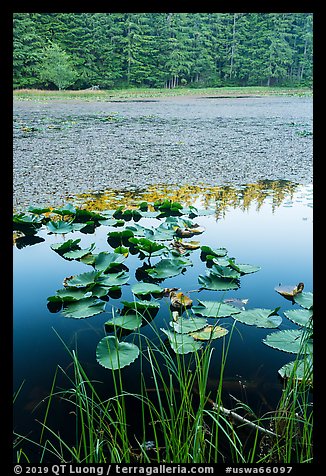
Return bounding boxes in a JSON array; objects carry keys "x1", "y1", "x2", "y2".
[{"x1": 13, "y1": 12, "x2": 313, "y2": 90}]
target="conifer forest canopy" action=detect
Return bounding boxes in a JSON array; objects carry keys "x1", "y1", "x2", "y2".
[{"x1": 13, "y1": 12, "x2": 313, "y2": 90}]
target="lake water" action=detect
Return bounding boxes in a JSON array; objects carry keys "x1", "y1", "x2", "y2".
[{"x1": 13, "y1": 180, "x2": 313, "y2": 461}]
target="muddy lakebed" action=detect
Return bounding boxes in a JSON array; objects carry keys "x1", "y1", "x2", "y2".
[{"x1": 13, "y1": 95, "x2": 313, "y2": 461}]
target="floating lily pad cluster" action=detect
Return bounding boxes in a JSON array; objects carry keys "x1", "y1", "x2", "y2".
[
  {"x1": 264, "y1": 290, "x2": 313, "y2": 383},
  {"x1": 13, "y1": 200, "x2": 313, "y2": 380}
]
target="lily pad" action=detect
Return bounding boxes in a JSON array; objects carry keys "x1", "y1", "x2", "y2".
[
  {"x1": 294, "y1": 291, "x2": 313, "y2": 309},
  {"x1": 129, "y1": 237, "x2": 167, "y2": 257},
  {"x1": 121, "y1": 300, "x2": 160, "y2": 311},
  {"x1": 107, "y1": 229, "x2": 135, "y2": 247},
  {"x1": 97, "y1": 271, "x2": 130, "y2": 287},
  {"x1": 190, "y1": 325, "x2": 229, "y2": 340},
  {"x1": 64, "y1": 271, "x2": 101, "y2": 288},
  {"x1": 28, "y1": 206, "x2": 51, "y2": 215},
  {"x1": 52, "y1": 203, "x2": 76, "y2": 216},
  {"x1": 63, "y1": 243, "x2": 96, "y2": 260},
  {"x1": 62, "y1": 297, "x2": 106, "y2": 318},
  {"x1": 192, "y1": 300, "x2": 240, "y2": 318},
  {"x1": 170, "y1": 316, "x2": 207, "y2": 334},
  {"x1": 146, "y1": 259, "x2": 187, "y2": 279},
  {"x1": 210, "y1": 264, "x2": 241, "y2": 279},
  {"x1": 284, "y1": 308, "x2": 313, "y2": 327},
  {"x1": 46, "y1": 220, "x2": 85, "y2": 234},
  {"x1": 74, "y1": 209, "x2": 107, "y2": 223},
  {"x1": 278, "y1": 357, "x2": 313, "y2": 382},
  {"x1": 114, "y1": 246, "x2": 129, "y2": 257},
  {"x1": 48, "y1": 288, "x2": 90, "y2": 302},
  {"x1": 198, "y1": 273, "x2": 239, "y2": 291},
  {"x1": 51, "y1": 239, "x2": 81, "y2": 255},
  {"x1": 105, "y1": 313, "x2": 143, "y2": 330},
  {"x1": 233, "y1": 308, "x2": 282, "y2": 328},
  {"x1": 131, "y1": 282, "x2": 164, "y2": 297},
  {"x1": 228, "y1": 261, "x2": 261, "y2": 275},
  {"x1": 13, "y1": 213, "x2": 43, "y2": 235},
  {"x1": 98, "y1": 218, "x2": 124, "y2": 227},
  {"x1": 263, "y1": 329, "x2": 313, "y2": 354},
  {"x1": 161, "y1": 329, "x2": 202, "y2": 354},
  {"x1": 146, "y1": 224, "x2": 176, "y2": 241},
  {"x1": 126, "y1": 224, "x2": 151, "y2": 237},
  {"x1": 200, "y1": 246, "x2": 228, "y2": 260},
  {"x1": 96, "y1": 336, "x2": 140, "y2": 370},
  {"x1": 93, "y1": 252, "x2": 126, "y2": 272}
]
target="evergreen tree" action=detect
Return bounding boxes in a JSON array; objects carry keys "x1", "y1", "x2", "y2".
[
  {"x1": 13, "y1": 13, "x2": 44, "y2": 88},
  {"x1": 12, "y1": 12, "x2": 313, "y2": 90}
]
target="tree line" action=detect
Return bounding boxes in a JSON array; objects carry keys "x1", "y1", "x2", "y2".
[{"x1": 13, "y1": 12, "x2": 313, "y2": 90}]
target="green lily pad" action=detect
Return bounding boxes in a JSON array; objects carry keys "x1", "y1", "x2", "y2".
[
  {"x1": 161, "y1": 329, "x2": 202, "y2": 354},
  {"x1": 233, "y1": 308, "x2": 282, "y2": 328},
  {"x1": 52, "y1": 203, "x2": 76, "y2": 216},
  {"x1": 93, "y1": 252, "x2": 126, "y2": 272},
  {"x1": 129, "y1": 237, "x2": 167, "y2": 257},
  {"x1": 146, "y1": 224, "x2": 176, "y2": 241},
  {"x1": 192, "y1": 300, "x2": 240, "y2": 318},
  {"x1": 48, "y1": 288, "x2": 90, "y2": 302},
  {"x1": 154, "y1": 200, "x2": 183, "y2": 217},
  {"x1": 62, "y1": 297, "x2": 106, "y2": 318},
  {"x1": 278, "y1": 357, "x2": 313, "y2": 382},
  {"x1": 126, "y1": 224, "x2": 150, "y2": 237},
  {"x1": 114, "y1": 246, "x2": 129, "y2": 257},
  {"x1": 263, "y1": 329, "x2": 313, "y2": 354},
  {"x1": 190, "y1": 325, "x2": 229, "y2": 340},
  {"x1": 105, "y1": 313, "x2": 143, "y2": 330},
  {"x1": 46, "y1": 220, "x2": 85, "y2": 234},
  {"x1": 74, "y1": 209, "x2": 107, "y2": 223},
  {"x1": 96, "y1": 336, "x2": 140, "y2": 370},
  {"x1": 131, "y1": 282, "x2": 164, "y2": 297},
  {"x1": 228, "y1": 261, "x2": 261, "y2": 275},
  {"x1": 284, "y1": 308, "x2": 313, "y2": 327},
  {"x1": 198, "y1": 273, "x2": 239, "y2": 291},
  {"x1": 27, "y1": 206, "x2": 51, "y2": 215},
  {"x1": 170, "y1": 316, "x2": 208, "y2": 334},
  {"x1": 107, "y1": 229, "x2": 135, "y2": 247},
  {"x1": 63, "y1": 243, "x2": 96, "y2": 260},
  {"x1": 200, "y1": 246, "x2": 228, "y2": 260},
  {"x1": 64, "y1": 271, "x2": 101, "y2": 288},
  {"x1": 98, "y1": 218, "x2": 124, "y2": 227},
  {"x1": 210, "y1": 264, "x2": 241, "y2": 279},
  {"x1": 13, "y1": 213, "x2": 43, "y2": 235},
  {"x1": 294, "y1": 292, "x2": 313, "y2": 309},
  {"x1": 97, "y1": 271, "x2": 130, "y2": 287},
  {"x1": 146, "y1": 259, "x2": 187, "y2": 279},
  {"x1": 51, "y1": 239, "x2": 81, "y2": 255},
  {"x1": 121, "y1": 300, "x2": 160, "y2": 311}
]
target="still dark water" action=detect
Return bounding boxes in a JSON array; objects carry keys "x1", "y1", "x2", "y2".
[{"x1": 13, "y1": 181, "x2": 313, "y2": 461}]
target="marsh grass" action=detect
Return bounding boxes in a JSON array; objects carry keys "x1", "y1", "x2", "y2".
[
  {"x1": 13, "y1": 320, "x2": 313, "y2": 464},
  {"x1": 13, "y1": 86, "x2": 312, "y2": 101},
  {"x1": 256, "y1": 324, "x2": 313, "y2": 463}
]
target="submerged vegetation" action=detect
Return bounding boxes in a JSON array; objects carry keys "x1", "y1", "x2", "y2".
[{"x1": 13, "y1": 198, "x2": 313, "y2": 463}]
